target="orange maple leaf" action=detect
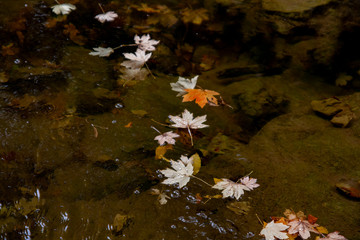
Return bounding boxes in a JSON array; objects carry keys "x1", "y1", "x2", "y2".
[{"x1": 182, "y1": 89, "x2": 220, "y2": 108}]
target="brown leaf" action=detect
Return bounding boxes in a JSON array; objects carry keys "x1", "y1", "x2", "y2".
[
  {"x1": 1, "y1": 43, "x2": 19, "y2": 56},
  {"x1": 63, "y1": 23, "x2": 86, "y2": 45},
  {"x1": 181, "y1": 8, "x2": 209, "y2": 25}
]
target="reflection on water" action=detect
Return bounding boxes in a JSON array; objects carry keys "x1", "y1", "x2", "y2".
[{"x1": 0, "y1": 0, "x2": 360, "y2": 239}]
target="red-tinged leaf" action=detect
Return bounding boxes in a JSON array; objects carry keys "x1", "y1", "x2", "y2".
[
  {"x1": 182, "y1": 89, "x2": 220, "y2": 108},
  {"x1": 307, "y1": 214, "x2": 318, "y2": 224}
]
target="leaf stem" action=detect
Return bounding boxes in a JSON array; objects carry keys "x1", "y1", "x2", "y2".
[
  {"x1": 113, "y1": 44, "x2": 138, "y2": 50},
  {"x1": 55, "y1": 0, "x2": 60, "y2": 4},
  {"x1": 255, "y1": 213, "x2": 264, "y2": 226},
  {"x1": 151, "y1": 119, "x2": 170, "y2": 127},
  {"x1": 144, "y1": 62, "x2": 156, "y2": 79},
  {"x1": 151, "y1": 126, "x2": 162, "y2": 134},
  {"x1": 98, "y1": 3, "x2": 105, "y2": 14},
  {"x1": 187, "y1": 125, "x2": 193, "y2": 146},
  {"x1": 191, "y1": 175, "x2": 212, "y2": 187}
]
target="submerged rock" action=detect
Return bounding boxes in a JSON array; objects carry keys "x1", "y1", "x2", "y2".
[{"x1": 262, "y1": 0, "x2": 333, "y2": 13}]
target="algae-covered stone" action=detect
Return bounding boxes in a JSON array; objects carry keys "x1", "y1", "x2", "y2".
[
  {"x1": 262, "y1": 0, "x2": 332, "y2": 13},
  {"x1": 311, "y1": 98, "x2": 344, "y2": 117},
  {"x1": 226, "y1": 76, "x2": 288, "y2": 118}
]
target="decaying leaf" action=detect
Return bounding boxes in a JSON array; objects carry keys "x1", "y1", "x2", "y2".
[
  {"x1": 131, "y1": 109, "x2": 148, "y2": 117},
  {"x1": 319, "y1": 231, "x2": 347, "y2": 240},
  {"x1": 45, "y1": 15, "x2": 67, "y2": 28},
  {"x1": 124, "y1": 122, "x2": 132, "y2": 128},
  {"x1": 0, "y1": 72, "x2": 9, "y2": 83},
  {"x1": 1, "y1": 43, "x2": 19, "y2": 56},
  {"x1": 182, "y1": 89, "x2": 220, "y2": 108},
  {"x1": 190, "y1": 153, "x2": 201, "y2": 175},
  {"x1": 63, "y1": 23, "x2": 86, "y2": 45},
  {"x1": 131, "y1": 3, "x2": 161, "y2": 13},
  {"x1": 155, "y1": 145, "x2": 173, "y2": 160},
  {"x1": 146, "y1": 5, "x2": 178, "y2": 28},
  {"x1": 181, "y1": 8, "x2": 209, "y2": 25},
  {"x1": 113, "y1": 213, "x2": 129, "y2": 233},
  {"x1": 226, "y1": 201, "x2": 251, "y2": 215}
]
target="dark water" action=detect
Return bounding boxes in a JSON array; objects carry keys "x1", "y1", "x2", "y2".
[{"x1": 0, "y1": 0, "x2": 359, "y2": 239}]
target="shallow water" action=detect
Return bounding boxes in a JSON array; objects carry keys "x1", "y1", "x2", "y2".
[{"x1": 0, "y1": 0, "x2": 359, "y2": 239}]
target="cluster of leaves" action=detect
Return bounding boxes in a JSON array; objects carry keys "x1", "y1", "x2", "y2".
[
  {"x1": 170, "y1": 75, "x2": 231, "y2": 108},
  {"x1": 150, "y1": 110, "x2": 259, "y2": 205},
  {"x1": 260, "y1": 209, "x2": 347, "y2": 240}
]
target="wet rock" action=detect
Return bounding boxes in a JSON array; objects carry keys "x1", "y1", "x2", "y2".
[
  {"x1": 336, "y1": 179, "x2": 360, "y2": 199},
  {"x1": 311, "y1": 98, "x2": 344, "y2": 117},
  {"x1": 262, "y1": 0, "x2": 333, "y2": 13},
  {"x1": 226, "y1": 76, "x2": 289, "y2": 118},
  {"x1": 311, "y1": 97, "x2": 355, "y2": 127}
]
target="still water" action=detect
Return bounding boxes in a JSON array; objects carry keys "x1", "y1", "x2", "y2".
[{"x1": 0, "y1": 0, "x2": 359, "y2": 239}]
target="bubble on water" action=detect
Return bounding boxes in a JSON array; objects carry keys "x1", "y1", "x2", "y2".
[
  {"x1": 115, "y1": 103, "x2": 123, "y2": 109},
  {"x1": 14, "y1": 59, "x2": 21, "y2": 64}
]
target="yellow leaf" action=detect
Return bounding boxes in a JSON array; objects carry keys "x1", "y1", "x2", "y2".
[
  {"x1": 131, "y1": 109, "x2": 148, "y2": 117},
  {"x1": 213, "y1": 178, "x2": 222, "y2": 184},
  {"x1": 181, "y1": 8, "x2": 209, "y2": 25},
  {"x1": 316, "y1": 226, "x2": 328, "y2": 234},
  {"x1": 124, "y1": 122, "x2": 132, "y2": 128},
  {"x1": 155, "y1": 145, "x2": 173, "y2": 160},
  {"x1": 191, "y1": 153, "x2": 201, "y2": 175}
]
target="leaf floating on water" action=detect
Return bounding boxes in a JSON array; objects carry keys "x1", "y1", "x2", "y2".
[
  {"x1": 95, "y1": 11, "x2": 118, "y2": 23},
  {"x1": 260, "y1": 220, "x2": 289, "y2": 240},
  {"x1": 124, "y1": 122, "x2": 133, "y2": 128},
  {"x1": 51, "y1": 3, "x2": 76, "y2": 15},
  {"x1": 191, "y1": 153, "x2": 201, "y2": 175},
  {"x1": 155, "y1": 145, "x2": 173, "y2": 160},
  {"x1": 182, "y1": 89, "x2": 220, "y2": 108},
  {"x1": 131, "y1": 109, "x2": 148, "y2": 117}
]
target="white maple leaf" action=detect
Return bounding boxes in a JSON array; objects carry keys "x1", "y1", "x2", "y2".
[
  {"x1": 170, "y1": 76, "x2": 198, "y2": 96},
  {"x1": 51, "y1": 3, "x2": 76, "y2": 15},
  {"x1": 95, "y1": 11, "x2": 118, "y2": 23},
  {"x1": 154, "y1": 131, "x2": 180, "y2": 145},
  {"x1": 89, "y1": 47, "x2": 114, "y2": 57},
  {"x1": 319, "y1": 232, "x2": 347, "y2": 240},
  {"x1": 134, "y1": 34, "x2": 160, "y2": 52},
  {"x1": 169, "y1": 109, "x2": 208, "y2": 129},
  {"x1": 121, "y1": 49, "x2": 152, "y2": 69},
  {"x1": 240, "y1": 176, "x2": 260, "y2": 191},
  {"x1": 120, "y1": 68, "x2": 149, "y2": 81},
  {"x1": 160, "y1": 160, "x2": 193, "y2": 188},
  {"x1": 287, "y1": 219, "x2": 319, "y2": 239},
  {"x1": 150, "y1": 188, "x2": 171, "y2": 205},
  {"x1": 212, "y1": 178, "x2": 248, "y2": 200},
  {"x1": 179, "y1": 155, "x2": 193, "y2": 165},
  {"x1": 260, "y1": 220, "x2": 289, "y2": 240}
]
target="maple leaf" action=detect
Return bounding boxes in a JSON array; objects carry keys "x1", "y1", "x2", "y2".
[
  {"x1": 121, "y1": 49, "x2": 152, "y2": 69},
  {"x1": 169, "y1": 109, "x2": 208, "y2": 129},
  {"x1": 181, "y1": 8, "x2": 209, "y2": 25},
  {"x1": 319, "y1": 232, "x2": 347, "y2": 240},
  {"x1": 89, "y1": 47, "x2": 114, "y2": 57},
  {"x1": 260, "y1": 220, "x2": 289, "y2": 240},
  {"x1": 63, "y1": 23, "x2": 86, "y2": 45},
  {"x1": 150, "y1": 188, "x2": 171, "y2": 205},
  {"x1": 154, "y1": 131, "x2": 180, "y2": 145},
  {"x1": 1, "y1": 43, "x2": 19, "y2": 56},
  {"x1": 134, "y1": 34, "x2": 160, "y2": 52},
  {"x1": 170, "y1": 76, "x2": 198, "y2": 96},
  {"x1": 95, "y1": 11, "x2": 118, "y2": 23},
  {"x1": 240, "y1": 176, "x2": 260, "y2": 191},
  {"x1": 160, "y1": 160, "x2": 193, "y2": 188},
  {"x1": 288, "y1": 219, "x2": 319, "y2": 239},
  {"x1": 146, "y1": 5, "x2": 178, "y2": 28},
  {"x1": 51, "y1": 3, "x2": 76, "y2": 15},
  {"x1": 182, "y1": 89, "x2": 220, "y2": 108},
  {"x1": 120, "y1": 68, "x2": 149, "y2": 81},
  {"x1": 212, "y1": 178, "x2": 248, "y2": 200}
]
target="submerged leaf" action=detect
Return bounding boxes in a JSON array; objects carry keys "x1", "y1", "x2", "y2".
[
  {"x1": 155, "y1": 145, "x2": 173, "y2": 160},
  {"x1": 181, "y1": 8, "x2": 209, "y2": 25},
  {"x1": 191, "y1": 153, "x2": 201, "y2": 175}
]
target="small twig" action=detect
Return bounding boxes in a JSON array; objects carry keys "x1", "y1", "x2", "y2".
[
  {"x1": 98, "y1": 3, "x2": 106, "y2": 14},
  {"x1": 55, "y1": 0, "x2": 61, "y2": 4},
  {"x1": 236, "y1": 171, "x2": 254, "y2": 183},
  {"x1": 161, "y1": 156, "x2": 171, "y2": 162},
  {"x1": 151, "y1": 119, "x2": 169, "y2": 127},
  {"x1": 191, "y1": 175, "x2": 212, "y2": 187}
]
